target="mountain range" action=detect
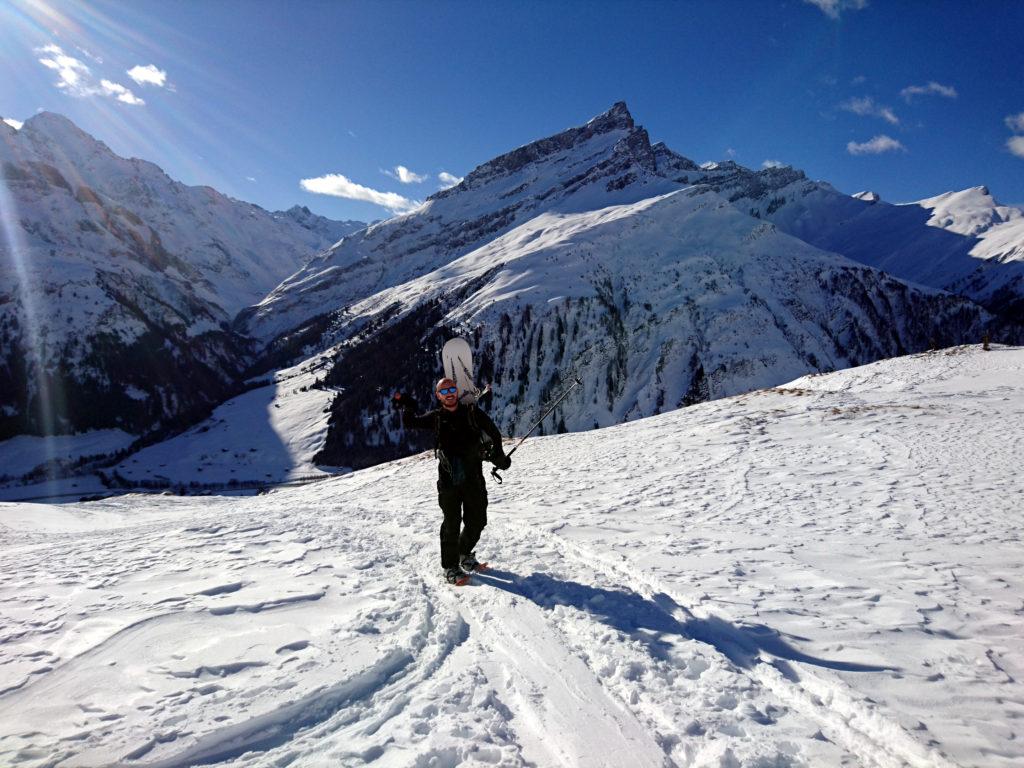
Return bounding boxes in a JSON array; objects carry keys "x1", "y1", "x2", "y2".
[
  {"x1": 0, "y1": 113, "x2": 363, "y2": 440},
  {"x1": 2, "y1": 103, "x2": 1021, "y2": 481}
]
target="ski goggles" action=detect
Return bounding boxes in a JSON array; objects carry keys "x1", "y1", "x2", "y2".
[{"x1": 437, "y1": 387, "x2": 458, "y2": 395}]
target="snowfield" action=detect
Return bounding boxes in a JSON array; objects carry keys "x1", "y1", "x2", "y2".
[{"x1": 1, "y1": 346, "x2": 1022, "y2": 767}]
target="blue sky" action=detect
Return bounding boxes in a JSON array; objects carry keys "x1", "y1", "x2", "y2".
[{"x1": 2, "y1": 0, "x2": 1023, "y2": 222}]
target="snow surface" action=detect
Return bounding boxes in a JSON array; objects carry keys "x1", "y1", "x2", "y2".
[
  {"x1": 113, "y1": 356, "x2": 341, "y2": 486},
  {"x1": 0, "y1": 429, "x2": 135, "y2": 480},
  {"x1": 1, "y1": 345, "x2": 1022, "y2": 767},
  {"x1": 916, "y1": 186, "x2": 1023, "y2": 239}
]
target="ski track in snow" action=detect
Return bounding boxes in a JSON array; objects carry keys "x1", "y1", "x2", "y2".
[{"x1": 1, "y1": 346, "x2": 1022, "y2": 767}]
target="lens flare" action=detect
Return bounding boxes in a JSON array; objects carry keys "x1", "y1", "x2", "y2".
[{"x1": 0, "y1": 172, "x2": 63, "y2": 490}]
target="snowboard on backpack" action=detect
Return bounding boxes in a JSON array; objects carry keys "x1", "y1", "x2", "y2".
[{"x1": 442, "y1": 338, "x2": 488, "y2": 405}]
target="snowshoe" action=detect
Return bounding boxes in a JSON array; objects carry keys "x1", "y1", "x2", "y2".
[
  {"x1": 445, "y1": 566, "x2": 471, "y2": 586},
  {"x1": 460, "y1": 552, "x2": 488, "y2": 572}
]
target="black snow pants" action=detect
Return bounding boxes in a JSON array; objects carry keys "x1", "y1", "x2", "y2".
[{"x1": 437, "y1": 478, "x2": 488, "y2": 569}]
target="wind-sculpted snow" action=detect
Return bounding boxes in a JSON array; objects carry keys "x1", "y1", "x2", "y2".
[{"x1": 1, "y1": 345, "x2": 1021, "y2": 766}]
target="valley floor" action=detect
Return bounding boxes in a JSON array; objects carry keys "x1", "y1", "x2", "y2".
[{"x1": 1, "y1": 346, "x2": 1022, "y2": 767}]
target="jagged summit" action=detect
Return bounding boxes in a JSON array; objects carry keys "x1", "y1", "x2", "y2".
[
  {"x1": 247, "y1": 102, "x2": 700, "y2": 342},
  {"x1": 584, "y1": 100, "x2": 635, "y2": 132},
  {"x1": 244, "y1": 103, "x2": 828, "y2": 344},
  {"x1": 432, "y1": 102, "x2": 646, "y2": 199}
]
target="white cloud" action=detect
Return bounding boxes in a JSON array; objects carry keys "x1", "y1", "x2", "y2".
[
  {"x1": 840, "y1": 96, "x2": 899, "y2": 125},
  {"x1": 3, "y1": 118, "x2": 23, "y2": 130},
  {"x1": 852, "y1": 75, "x2": 867, "y2": 85},
  {"x1": 725, "y1": 148, "x2": 737, "y2": 158},
  {"x1": 762, "y1": 159, "x2": 785, "y2": 169},
  {"x1": 36, "y1": 44, "x2": 91, "y2": 95},
  {"x1": 803, "y1": 0, "x2": 868, "y2": 19},
  {"x1": 300, "y1": 173, "x2": 420, "y2": 214},
  {"x1": 384, "y1": 165, "x2": 428, "y2": 184},
  {"x1": 246, "y1": 176, "x2": 257, "y2": 182},
  {"x1": 1008, "y1": 136, "x2": 1024, "y2": 160},
  {"x1": 1005, "y1": 112, "x2": 1024, "y2": 133},
  {"x1": 847, "y1": 135, "x2": 906, "y2": 155},
  {"x1": 438, "y1": 171, "x2": 463, "y2": 189},
  {"x1": 34, "y1": 43, "x2": 145, "y2": 106},
  {"x1": 127, "y1": 64, "x2": 167, "y2": 88},
  {"x1": 900, "y1": 81, "x2": 958, "y2": 101},
  {"x1": 100, "y1": 79, "x2": 145, "y2": 106}
]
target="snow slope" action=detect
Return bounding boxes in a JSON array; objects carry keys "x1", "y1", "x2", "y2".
[
  {"x1": 1, "y1": 344, "x2": 1021, "y2": 767},
  {"x1": 112, "y1": 355, "x2": 341, "y2": 487},
  {"x1": 730, "y1": 175, "x2": 1024, "y2": 324},
  {"x1": 241, "y1": 102, "x2": 698, "y2": 345},
  {"x1": 0, "y1": 114, "x2": 363, "y2": 319},
  {"x1": 0, "y1": 428, "x2": 134, "y2": 481},
  {"x1": 0, "y1": 356, "x2": 340, "y2": 498}
]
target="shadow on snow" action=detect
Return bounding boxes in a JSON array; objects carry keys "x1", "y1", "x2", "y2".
[{"x1": 474, "y1": 568, "x2": 896, "y2": 679}]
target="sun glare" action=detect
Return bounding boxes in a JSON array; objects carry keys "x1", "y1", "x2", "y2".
[{"x1": 0, "y1": 174, "x2": 63, "y2": 490}]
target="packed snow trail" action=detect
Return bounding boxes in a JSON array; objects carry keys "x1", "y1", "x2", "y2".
[{"x1": 1, "y1": 346, "x2": 1022, "y2": 767}]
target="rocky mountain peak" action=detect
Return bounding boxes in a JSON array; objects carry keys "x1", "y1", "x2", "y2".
[
  {"x1": 20, "y1": 111, "x2": 96, "y2": 147},
  {"x1": 432, "y1": 102, "x2": 646, "y2": 199},
  {"x1": 584, "y1": 100, "x2": 635, "y2": 133}
]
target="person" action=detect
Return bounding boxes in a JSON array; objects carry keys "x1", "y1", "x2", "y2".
[{"x1": 393, "y1": 378, "x2": 511, "y2": 584}]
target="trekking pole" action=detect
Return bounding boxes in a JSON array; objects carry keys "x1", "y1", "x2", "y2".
[{"x1": 491, "y1": 376, "x2": 583, "y2": 484}]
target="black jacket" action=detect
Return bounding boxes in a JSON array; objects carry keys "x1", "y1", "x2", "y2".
[{"x1": 403, "y1": 402, "x2": 505, "y2": 487}]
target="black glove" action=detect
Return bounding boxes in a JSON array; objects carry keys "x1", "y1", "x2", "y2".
[
  {"x1": 391, "y1": 392, "x2": 418, "y2": 412},
  {"x1": 494, "y1": 452, "x2": 512, "y2": 471}
]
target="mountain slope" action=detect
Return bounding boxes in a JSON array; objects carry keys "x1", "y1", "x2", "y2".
[
  {"x1": 240, "y1": 102, "x2": 691, "y2": 345},
  {"x1": 722, "y1": 171, "x2": 1024, "y2": 331},
  {"x1": 311, "y1": 186, "x2": 987, "y2": 469},
  {"x1": 0, "y1": 114, "x2": 363, "y2": 439},
  {"x1": 2, "y1": 345, "x2": 1021, "y2": 767}
]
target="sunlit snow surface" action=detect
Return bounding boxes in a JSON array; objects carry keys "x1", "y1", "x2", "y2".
[{"x1": 1, "y1": 346, "x2": 1022, "y2": 767}]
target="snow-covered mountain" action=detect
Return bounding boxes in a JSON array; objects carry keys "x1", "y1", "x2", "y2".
[
  {"x1": 239, "y1": 102, "x2": 681, "y2": 344},
  {"x1": 0, "y1": 114, "x2": 363, "y2": 439},
  {"x1": 312, "y1": 187, "x2": 986, "y2": 468},
  {"x1": 2, "y1": 345, "x2": 1021, "y2": 767},
  {"x1": 725, "y1": 173, "x2": 1024, "y2": 330},
  {"x1": 2, "y1": 103, "x2": 1017, "y2": 480},
  {"x1": 228, "y1": 103, "x2": 987, "y2": 469}
]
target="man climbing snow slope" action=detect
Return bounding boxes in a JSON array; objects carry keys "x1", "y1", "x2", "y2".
[{"x1": 393, "y1": 378, "x2": 511, "y2": 585}]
